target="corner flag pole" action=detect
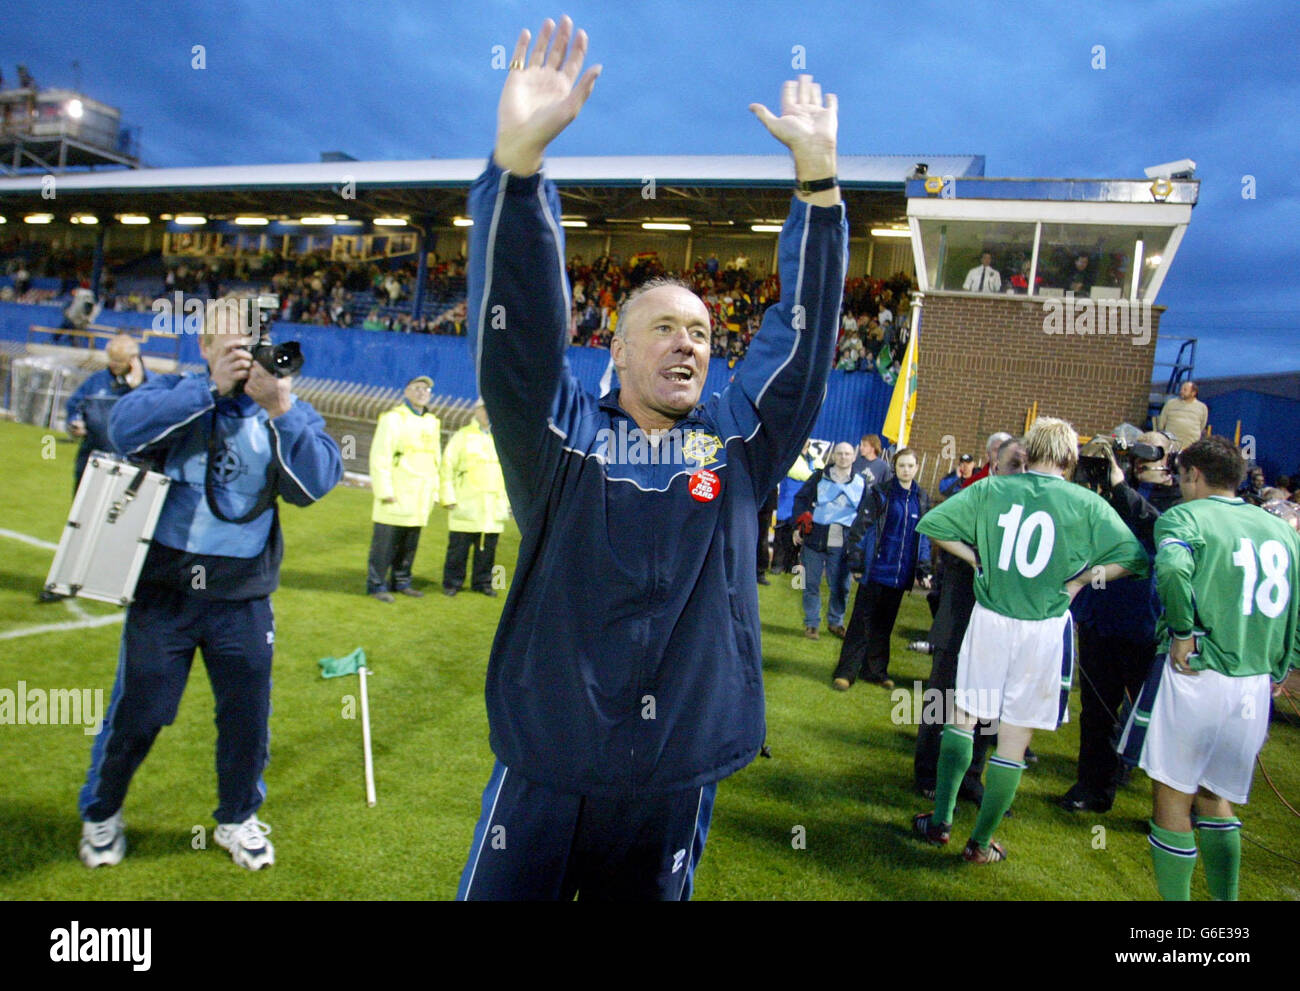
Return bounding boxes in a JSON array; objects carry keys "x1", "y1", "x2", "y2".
[{"x1": 359, "y1": 666, "x2": 377, "y2": 807}]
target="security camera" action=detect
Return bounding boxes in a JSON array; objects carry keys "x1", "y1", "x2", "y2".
[{"x1": 1144, "y1": 159, "x2": 1196, "y2": 180}]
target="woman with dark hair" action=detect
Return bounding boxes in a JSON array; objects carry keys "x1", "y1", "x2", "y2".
[{"x1": 832, "y1": 448, "x2": 931, "y2": 690}]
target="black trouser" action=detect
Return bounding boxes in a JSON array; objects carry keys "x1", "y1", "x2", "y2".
[
  {"x1": 913, "y1": 643, "x2": 993, "y2": 794},
  {"x1": 926, "y1": 581, "x2": 941, "y2": 619},
  {"x1": 1073, "y1": 627, "x2": 1156, "y2": 804},
  {"x1": 72, "y1": 442, "x2": 97, "y2": 496},
  {"x1": 444, "y1": 531, "x2": 499, "y2": 592},
  {"x1": 367, "y1": 523, "x2": 421, "y2": 592},
  {"x1": 771, "y1": 520, "x2": 797, "y2": 572},
  {"x1": 834, "y1": 581, "x2": 905, "y2": 683},
  {"x1": 757, "y1": 489, "x2": 777, "y2": 575}
]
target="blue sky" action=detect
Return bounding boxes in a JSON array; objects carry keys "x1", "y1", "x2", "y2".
[{"x1": 9, "y1": 0, "x2": 1298, "y2": 377}]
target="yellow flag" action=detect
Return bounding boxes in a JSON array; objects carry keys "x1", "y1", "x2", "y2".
[{"x1": 882, "y1": 323, "x2": 919, "y2": 447}]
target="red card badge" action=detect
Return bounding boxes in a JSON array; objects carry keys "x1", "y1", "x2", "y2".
[{"x1": 689, "y1": 469, "x2": 721, "y2": 502}]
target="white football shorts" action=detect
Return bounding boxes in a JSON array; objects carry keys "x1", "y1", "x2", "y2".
[
  {"x1": 954, "y1": 601, "x2": 1074, "y2": 730},
  {"x1": 1135, "y1": 660, "x2": 1271, "y2": 804}
]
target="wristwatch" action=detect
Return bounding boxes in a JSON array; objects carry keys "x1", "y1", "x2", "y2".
[{"x1": 796, "y1": 176, "x2": 838, "y2": 194}]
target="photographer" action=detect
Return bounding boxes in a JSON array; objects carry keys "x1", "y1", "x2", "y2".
[
  {"x1": 1061, "y1": 431, "x2": 1179, "y2": 813},
  {"x1": 77, "y1": 296, "x2": 342, "y2": 872},
  {"x1": 64, "y1": 332, "x2": 147, "y2": 492},
  {"x1": 55, "y1": 288, "x2": 102, "y2": 345}
]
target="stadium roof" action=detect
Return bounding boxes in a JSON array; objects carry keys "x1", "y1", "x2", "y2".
[
  {"x1": 1197, "y1": 371, "x2": 1300, "y2": 403},
  {"x1": 0, "y1": 153, "x2": 984, "y2": 233}
]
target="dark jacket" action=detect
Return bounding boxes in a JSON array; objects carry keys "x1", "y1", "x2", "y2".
[
  {"x1": 468, "y1": 158, "x2": 848, "y2": 797},
  {"x1": 792, "y1": 467, "x2": 866, "y2": 554},
  {"x1": 1069, "y1": 480, "x2": 1175, "y2": 641},
  {"x1": 66, "y1": 366, "x2": 148, "y2": 483},
  {"x1": 845, "y1": 478, "x2": 931, "y2": 588}
]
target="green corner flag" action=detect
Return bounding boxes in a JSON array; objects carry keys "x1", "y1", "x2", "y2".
[{"x1": 318, "y1": 647, "x2": 367, "y2": 679}]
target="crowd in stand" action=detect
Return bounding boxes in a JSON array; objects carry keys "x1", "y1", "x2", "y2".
[
  {"x1": 1, "y1": 245, "x2": 472, "y2": 334},
  {"x1": 565, "y1": 251, "x2": 777, "y2": 363},
  {"x1": 5, "y1": 237, "x2": 922, "y2": 374},
  {"x1": 563, "y1": 249, "x2": 918, "y2": 376},
  {"x1": 833, "y1": 273, "x2": 916, "y2": 377},
  {"x1": 160, "y1": 252, "x2": 470, "y2": 333}
]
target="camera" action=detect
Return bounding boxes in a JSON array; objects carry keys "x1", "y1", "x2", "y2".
[
  {"x1": 248, "y1": 294, "x2": 303, "y2": 379},
  {"x1": 1130, "y1": 435, "x2": 1180, "y2": 478},
  {"x1": 1076, "y1": 437, "x2": 1115, "y2": 492}
]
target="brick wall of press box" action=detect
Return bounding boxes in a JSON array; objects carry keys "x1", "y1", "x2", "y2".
[{"x1": 906, "y1": 293, "x2": 1162, "y2": 488}]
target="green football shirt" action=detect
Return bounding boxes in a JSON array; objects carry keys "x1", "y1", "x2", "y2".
[
  {"x1": 917, "y1": 471, "x2": 1148, "y2": 621},
  {"x1": 1154, "y1": 495, "x2": 1300, "y2": 680}
]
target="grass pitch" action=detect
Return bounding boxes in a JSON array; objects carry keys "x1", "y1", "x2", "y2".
[{"x1": 1, "y1": 419, "x2": 1297, "y2": 901}]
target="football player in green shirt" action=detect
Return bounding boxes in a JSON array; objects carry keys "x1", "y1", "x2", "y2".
[
  {"x1": 1119, "y1": 436, "x2": 1300, "y2": 899},
  {"x1": 913, "y1": 417, "x2": 1148, "y2": 862}
]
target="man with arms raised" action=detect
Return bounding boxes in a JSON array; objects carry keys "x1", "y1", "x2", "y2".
[{"x1": 457, "y1": 16, "x2": 846, "y2": 900}]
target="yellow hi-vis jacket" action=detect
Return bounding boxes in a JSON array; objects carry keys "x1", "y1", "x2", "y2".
[
  {"x1": 440, "y1": 419, "x2": 509, "y2": 534},
  {"x1": 370, "y1": 402, "x2": 442, "y2": 527}
]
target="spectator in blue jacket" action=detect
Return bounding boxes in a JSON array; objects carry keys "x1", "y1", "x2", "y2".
[
  {"x1": 64, "y1": 332, "x2": 147, "y2": 490},
  {"x1": 455, "y1": 18, "x2": 847, "y2": 901},
  {"x1": 833, "y1": 448, "x2": 931, "y2": 689},
  {"x1": 793, "y1": 442, "x2": 864, "y2": 639},
  {"x1": 938, "y1": 453, "x2": 974, "y2": 497}
]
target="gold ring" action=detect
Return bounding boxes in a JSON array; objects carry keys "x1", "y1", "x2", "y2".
[{"x1": 509, "y1": 59, "x2": 524, "y2": 70}]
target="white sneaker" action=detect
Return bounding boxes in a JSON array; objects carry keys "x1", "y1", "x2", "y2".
[
  {"x1": 79, "y1": 812, "x2": 126, "y2": 868},
  {"x1": 214, "y1": 815, "x2": 275, "y2": 870}
]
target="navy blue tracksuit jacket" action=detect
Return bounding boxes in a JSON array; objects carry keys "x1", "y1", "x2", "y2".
[
  {"x1": 66, "y1": 367, "x2": 146, "y2": 485},
  {"x1": 468, "y1": 160, "x2": 847, "y2": 797}
]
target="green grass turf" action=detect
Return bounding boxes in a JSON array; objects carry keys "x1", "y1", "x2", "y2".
[{"x1": 1, "y1": 418, "x2": 1297, "y2": 900}]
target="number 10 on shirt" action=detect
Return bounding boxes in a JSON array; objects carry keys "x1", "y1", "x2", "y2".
[{"x1": 995, "y1": 503, "x2": 1056, "y2": 578}]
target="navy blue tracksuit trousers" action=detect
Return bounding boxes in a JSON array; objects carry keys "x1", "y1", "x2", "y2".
[
  {"x1": 79, "y1": 589, "x2": 274, "y2": 825},
  {"x1": 457, "y1": 761, "x2": 717, "y2": 901}
]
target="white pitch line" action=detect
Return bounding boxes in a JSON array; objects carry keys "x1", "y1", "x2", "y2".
[
  {"x1": 0, "y1": 527, "x2": 125, "y2": 640},
  {"x1": 0, "y1": 613, "x2": 123, "y2": 641},
  {"x1": 0, "y1": 527, "x2": 59, "y2": 551}
]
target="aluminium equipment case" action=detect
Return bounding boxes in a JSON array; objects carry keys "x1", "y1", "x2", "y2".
[{"x1": 44, "y1": 453, "x2": 171, "y2": 606}]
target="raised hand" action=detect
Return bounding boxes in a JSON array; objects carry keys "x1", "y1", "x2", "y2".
[
  {"x1": 494, "y1": 16, "x2": 602, "y2": 177},
  {"x1": 750, "y1": 75, "x2": 839, "y2": 195}
]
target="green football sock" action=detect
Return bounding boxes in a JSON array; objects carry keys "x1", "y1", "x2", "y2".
[
  {"x1": 1195, "y1": 817, "x2": 1242, "y2": 901},
  {"x1": 969, "y1": 754, "x2": 1024, "y2": 849},
  {"x1": 1149, "y1": 821, "x2": 1198, "y2": 900},
  {"x1": 933, "y1": 726, "x2": 974, "y2": 826}
]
